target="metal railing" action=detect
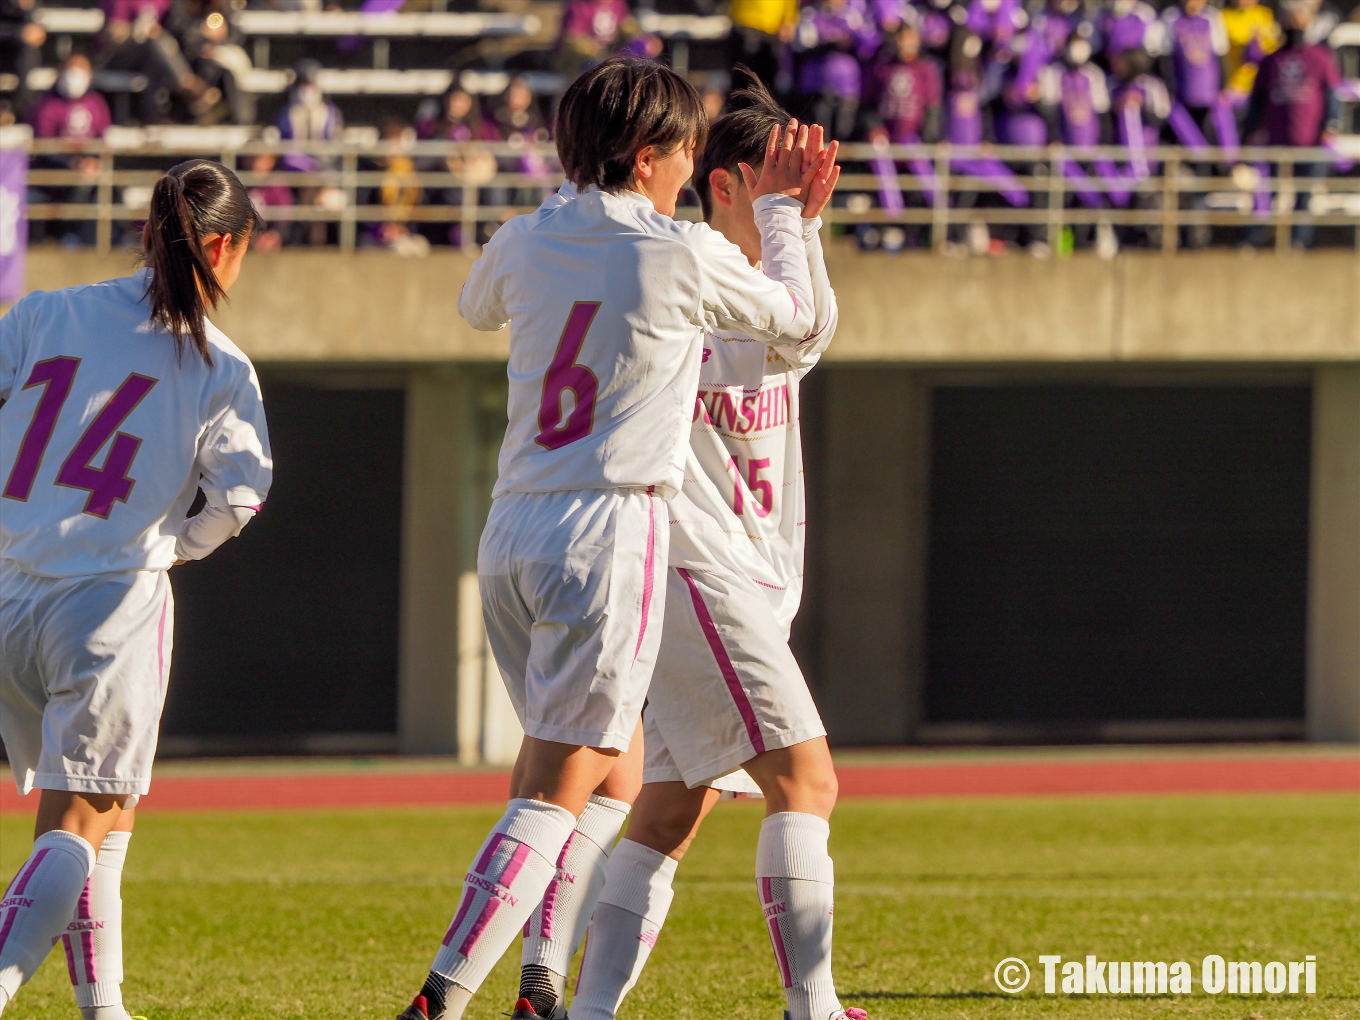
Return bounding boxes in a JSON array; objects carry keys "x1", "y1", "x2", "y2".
[{"x1": 20, "y1": 138, "x2": 1360, "y2": 256}]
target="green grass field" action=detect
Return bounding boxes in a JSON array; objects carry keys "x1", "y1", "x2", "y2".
[{"x1": 2, "y1": 793, "x2": 1356, "y2": 1020}]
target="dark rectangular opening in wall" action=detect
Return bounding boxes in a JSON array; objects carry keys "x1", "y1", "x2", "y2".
[
  {"x1": 924, "y1": 385, "x2": 1311, "y2": 736},
  {"x1": 162, "y1": 381, "x2": 405, "y2": 752}
]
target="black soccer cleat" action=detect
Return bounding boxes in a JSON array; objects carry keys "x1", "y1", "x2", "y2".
[{"x1": 396, "y1": 994, "x2": 430, "y2": 1020}]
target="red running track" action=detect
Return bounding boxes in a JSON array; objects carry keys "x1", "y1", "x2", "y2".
[{"x1": 3, "y1": 756, "x2": 1356, "y2": 814}]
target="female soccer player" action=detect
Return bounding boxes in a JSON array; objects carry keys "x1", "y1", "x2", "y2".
[
  {"x1": 396, "y1": 57, "x2": 832, "y2": 1020},
  {"x1": 0, "y1": 159, "x2": 272, "y2": 1019},
  {"x1": 518, "y1": 77, "x2": 857, "y2": 1020}
]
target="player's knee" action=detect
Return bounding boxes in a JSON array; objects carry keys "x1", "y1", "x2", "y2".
[{"x1": 627, "y1": 801, "x2": 704, "y2": 857}]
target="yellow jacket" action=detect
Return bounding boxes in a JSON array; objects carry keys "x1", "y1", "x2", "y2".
[
  {"x1": 1222, "y1": 3, "x2": 1281, "y2": 95},
  {"x1": 729, "y1": 0, "x2": 800, "y2": 37}
]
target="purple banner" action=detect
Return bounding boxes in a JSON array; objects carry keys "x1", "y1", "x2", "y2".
[{"x1": 0, "y1": 146, "x2": 27, "y2": 304}]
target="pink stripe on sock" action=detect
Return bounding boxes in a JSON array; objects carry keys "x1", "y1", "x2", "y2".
[
  {"x1": 676, "y1": 568, "x2": 766, "y2": 755},
  {"x1": 498, "y1": 843, "x2": 532, "y2": 888},
  {"x1": 77, "y1": 879, "x2": 92, "y2": 919},
  {"x1": 539, "y1": 832, "x2": 574, "y2": 939},
  {"x1": 760, "y1": 876, "x2": 773, "y2": 904},
  {"x1": 473, "y1": 833, "x2": 506, "y2": 876},
  {"x1": 766, "y1": 916, "x2": 793, "y2": 988},
  {"x1": 457, "y1": 896, "x2": 502, "y2": 957},
  {"x1": 634, "y1": 490, "x2": 657, "y2": 661},
  {"x1": 0, "y1": 907, "x2": 16, "y2": 957},
  {"x1": 80, "y1": 930, "x2": 97, "y2": 984},
  {"x1": 11, "y1": 849, "x2": 50, "y2": 896},
  {"x1": 61, "y1": 933, "x2": 79, "y2": 985},
  {"x1": 441, "y1": 888, "x2": 476, "y2": 947}
]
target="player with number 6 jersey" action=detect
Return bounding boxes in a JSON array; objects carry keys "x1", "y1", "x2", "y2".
[
  {"x1": 395, "y1": 58, "x2": 835, "y2": 1020},
  {"x1": 0, "y1": 160, "x2": 271, "y2": 1020}
]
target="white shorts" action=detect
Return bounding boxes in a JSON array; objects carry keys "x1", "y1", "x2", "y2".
[
  {"x1": 478, "y1": 487, "x2": 665, "y2": 751},
  {"x1": 642, "y1": 566, "x2": 825, "y2": 790},
  {"x1": 0, "y1": 561, "x2": 173, "y2": 798}
]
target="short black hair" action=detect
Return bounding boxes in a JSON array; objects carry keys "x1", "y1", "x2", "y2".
[
  {"x1": 692, "y1": 68, "x2": 789, "y2": 220},
  {"x1": 554, "y1": 57, "x2": 709, "y2": 194}
]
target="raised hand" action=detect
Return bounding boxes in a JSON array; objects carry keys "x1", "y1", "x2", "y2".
[
  {"x1": 800, "y1": 140, "x2": 841, "y2": 220},
  {"x1": 739, "y1": 119, "x2": 812, "y2": 202}
]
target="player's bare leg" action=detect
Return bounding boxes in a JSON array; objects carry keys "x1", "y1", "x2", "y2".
[
  {"x1": 516, "y1": 721, "x2": 644, "y2": 1019},
  {"x1": 400, "y1": 739, "x2": 624, "y2": 1020},
  {"x1": 0, "y1": 793, "x2": 128, "y2": 1015}
]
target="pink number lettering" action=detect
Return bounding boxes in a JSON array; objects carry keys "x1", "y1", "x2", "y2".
[
  {"x1": 2, "y1": 359, "x2": 156, "y2": 519},
  {"x1": 747, "y1": 457, "x2": 774, "y2": 518},
  {"x1": 55, "y1": 373, "x2": 158, "y2": 518},
  {"x1": 2, "y1": 356, "x2": 80, "y2": 502},
  {"x1": 535, "y1": 301, "x2": 601, "y2": 451},
  {"x1": 726, "y1": 455, "x2": 775, "y2": 518}
]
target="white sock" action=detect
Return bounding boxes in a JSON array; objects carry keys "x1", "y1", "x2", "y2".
[
  {"x1": 0, "y1": 830, "x2": 98, "y2": 1007},
  {"x1": 423, "y1": 799, "x2": 576, "y2": 1017},
  {"x1": 570, "y1": 840, "x2": 678, "y2": 1020},
  {"x1": 67, "y1": 831, "x2": 133, "y2": 1020},
  {"x1": 756, "y1": 813, "x2": 841, "y2": 1020},
  {"x1": 519, "y1": 795, "x2": 630, "y2": 994}
]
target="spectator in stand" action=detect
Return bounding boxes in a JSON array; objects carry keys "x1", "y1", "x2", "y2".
[
  {"x1": 1222, "y1": 0, "x2": 1280, "y2": 104},
  {"x1": 277, "y1": 59, "x2": 343, "y2": 244},
  {"x1": 28, "y1": 53, "x2": 111, "y2": 245},
  {"x1": 965, "y1": 0, "x2": 1025, "y2": 47},
  {"x1": 1242, "y1": 1, "x2": 1342, "y2": 248},
  {"x1": 361, "y1": 117, "x2": 428, "y2": 255},
  {"x1": 1029, "y1": 0, "x2": 1094, "y2": 65},
  {"x1": 489, "y1": 74, "x2": 552, "y2": 210},
  {"x1": 910, "y1": 0, "x2": 956, "y2": 58},
  {"x1": 97, "y1": 0, "x2": 215, "y2": 123},
  {"x1": 728, "y1": 0, "x2": 798, "y2": 94},
  {"x1": 0, "y1": 0, "x2": 46, "y2": 120},
  {"x1": 244, "y1": 150, "x2": 292, "y2": 251},
  {"x1": 1099, "y1": 0, "x2": 1164, "y2": 68},
  {"x1": 415, "y1": 84, "x2": 497, "y2": 248},
  {"x1": 870, "y1": 0, "x2": 910, "y2": 39},
  {"x1": 1110, "y1": 46, "x2": 1170, "y2": 245},
  {"x1": 996, "y1": 30, "x2": 1049, "y2": 147},
  {"x1": 1160, "y1": 0, "x2": 1230, "y2": 141},
  {"x1": 554, "y1": 0, "x2": 635, "y2": 79},
  {"x1": 167, "y1": 0, "x2": 254, "y2": 124},
  {"x1": 866, "y1": 22, "x2": 943, "y2": 143},
  {"x1": 795, "y1": 0, "x2": 881, "y2": 140}
]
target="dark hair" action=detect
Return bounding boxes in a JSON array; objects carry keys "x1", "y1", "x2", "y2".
[
  {"x1": 141, "y1": 159, "x2": 261, "y2": 366},
  {"x1": 693, "y1": 68, "x2": 788, "y2": 220},
  {"x1": 553, "y1": 57, "x2": 708, "y2": 193}
]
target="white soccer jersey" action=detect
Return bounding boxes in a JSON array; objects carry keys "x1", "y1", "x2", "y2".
[
  {"x1": 666, "y1": 217, "x2": 836, "y2": 630},
  {"x1": 459, "y1": 185, "x2": 817, "y2": 500},
  {"x1": 0, "y1": 271, "x2": 272, "y2": 577}
]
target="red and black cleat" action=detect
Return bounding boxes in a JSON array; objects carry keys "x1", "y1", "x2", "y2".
[
  {"x1": 508, "y1": 996, "x2": 555, "y2": 1020},
  {"x1": 396, "y1": 995, "x2": 430, "y2": 1020}
]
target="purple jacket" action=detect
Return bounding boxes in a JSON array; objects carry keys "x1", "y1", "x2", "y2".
[
  {"x1": 1248, "y1": 43, "x2": 1341, "y2": 146},
  {"x1": 102, "y1": 0, "x2": 168, "y2": 24},
  {"x1": 31, "y1": 92, "x2": 111, "y2": 141},
  {"x1": 1040, "y1": 63, "x2": 1110, "y2": 146},
  {"x1": 965, "y1": 0, "x2": 1024, "y2": 45},
  {"x1": 869, "y1": 55, "x2": 943, "y2": 140},
  {"x1": 1099, "y1": 1, "x2": 1158, "y2": 61},
  {"x1": 559, "y1": 0, "x2": 629, "y2": 47},
  {"x1": 797, "y1": 0, "x2": 881, "y2": 98},
  {"x1": 1113, "y1": 73, "x2": 1170, "y2": 146},
  {"x1": 1163, "y1": 7, "x2": 1227, "y2": 108}
]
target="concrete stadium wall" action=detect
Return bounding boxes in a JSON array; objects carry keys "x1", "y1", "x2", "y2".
[
  {"x1": 22, "y1": 246, "x2": 1360, "y2": 365},
  {"x1": 13, "y1": 249, "x2": 1358, "y2": 751}
]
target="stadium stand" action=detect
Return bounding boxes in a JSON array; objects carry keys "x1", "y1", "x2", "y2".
[{"x1": 2, "y1": 0, "x2": 1358, "y2": 252}]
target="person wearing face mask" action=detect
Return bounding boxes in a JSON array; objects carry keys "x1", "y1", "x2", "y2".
[
  {"x1": 1241, "y1": 1, "x2": 1342, "y2": 248},
  {"x1": 27, "y1": 54, "x2": 112, "y2": 246}
]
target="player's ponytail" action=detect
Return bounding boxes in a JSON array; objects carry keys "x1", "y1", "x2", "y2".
[{"x1": 143, "y1": 159, "x2": 262, "y2": 366}]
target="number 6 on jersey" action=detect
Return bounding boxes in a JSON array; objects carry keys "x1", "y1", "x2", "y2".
[{"x1": 535, "y1": 301, "x2": 600, "y2": 451}]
